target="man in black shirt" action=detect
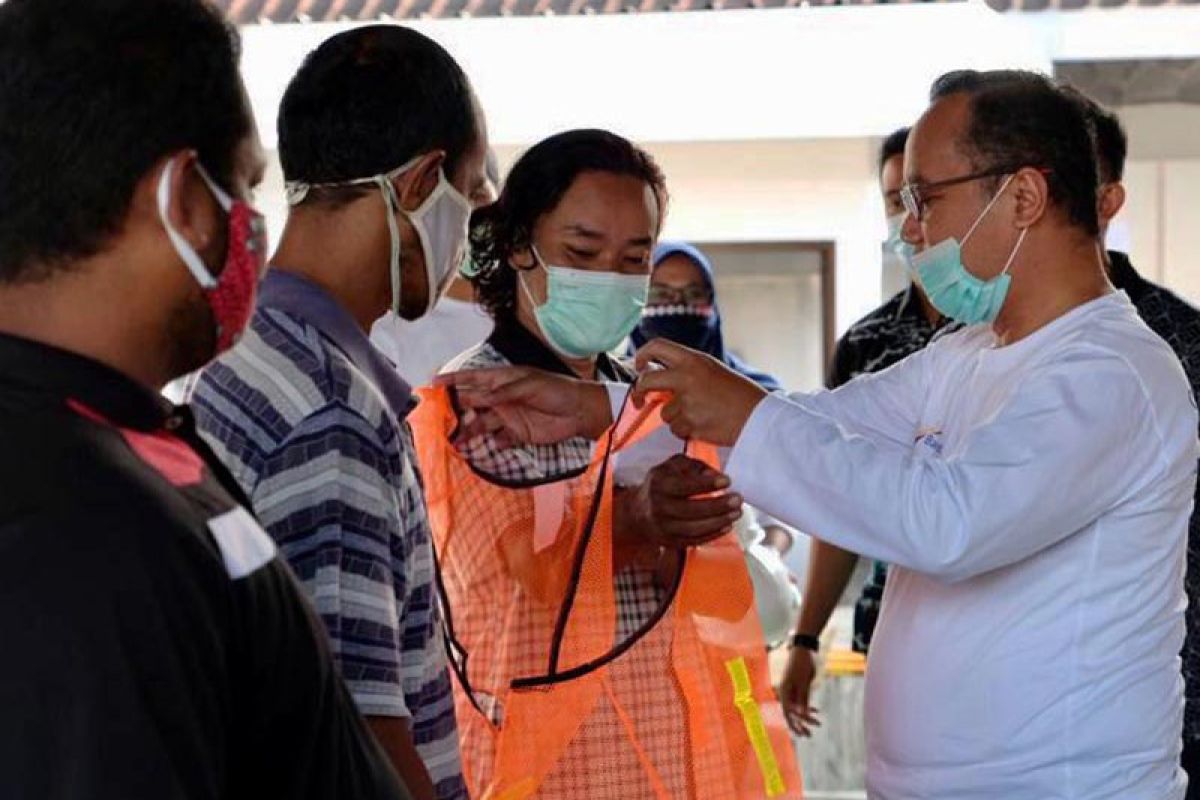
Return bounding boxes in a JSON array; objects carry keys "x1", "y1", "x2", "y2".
[
  {"x1": 0, "y1": 1, "x2": 408, "y2": 797},
  {"x1": 1071, "y1": 89, "x2": 1200, "y2": 797}
]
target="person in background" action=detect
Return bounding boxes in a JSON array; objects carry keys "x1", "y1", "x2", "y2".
[
  {"x1": 631, "y1": 240, "x2": 801, "y2": 647},
  {"x1": 0, "y1": 0, "x2": 408, "y2": 797},
  {"x1": 778, "y1": 127, "x2": 957, "y2": 737},
  {"x1": 1064, "y1": 86, "x2": 1200, "y2": 797},
  {"x1": 371, "y1": 149, "x2": 502, "y2": 387},
  {"x1": 191, "y1": 25, "x2": 493, "y2": 800}
]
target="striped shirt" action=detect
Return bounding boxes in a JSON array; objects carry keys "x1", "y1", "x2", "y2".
[{"x1": 191, "y1": 269, "x2": 465, "y2": 800}]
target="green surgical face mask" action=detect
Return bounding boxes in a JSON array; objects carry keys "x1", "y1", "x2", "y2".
[{"x1": 519, "y1": 246, "x2": 650, "y2": 359}]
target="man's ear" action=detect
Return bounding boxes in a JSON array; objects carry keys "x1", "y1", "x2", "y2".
[
  {"x1": 1010, "y1": 166, "x2": 1050, "y2": 230},
  {"x1": 396, "y1": 151, "x2": 447, "y2": 213},
  {"x1": 1098, "y1": 182, "x2": 1127, "y2": 227}
]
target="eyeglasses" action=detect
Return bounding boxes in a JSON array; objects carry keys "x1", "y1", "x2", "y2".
[
  {"x1": 647, "y1": 285, "x2": 713, "y2": 306},
  {"x1": 898, "y1": 165, "x2": 1060, "y2": 223}
]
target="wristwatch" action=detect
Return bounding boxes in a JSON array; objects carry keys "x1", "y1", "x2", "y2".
[{"x1": 789, "y1": 633, "x2": 821, "y2": 652}]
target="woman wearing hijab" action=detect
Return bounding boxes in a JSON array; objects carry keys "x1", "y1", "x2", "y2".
[
  {"x1": 632, "y1": 241, "x2": 781, "y2": 392},
  {"x1": 632, "y1": 242, "x2": 804, "y2": 650}
]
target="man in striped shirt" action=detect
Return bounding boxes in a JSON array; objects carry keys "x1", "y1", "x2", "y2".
[{"x1": 192, "y1": 26, "x2": 493, "y2": 800}]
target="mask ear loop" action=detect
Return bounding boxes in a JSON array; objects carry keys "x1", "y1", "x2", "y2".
[
  {"x1": 999, "y1": 227, "x2": 1029, "y2": 277},
  {"x1": 961, "y1": 173, "x2": 1018, "y2": 248},
  {"x1": 284, "y1": 156, "x2": 423, "y2": 316},
  {"x1": 193, "y1": 164, "x2": 233, "y2": 213},
  {"x1": 376, "y1": 175, "x2": 404, "y2": 316},
  {"x1": 156, "y1": 160, "x2": 218, "y2": 291},
  {"x1": 516, "y1": 244, "x2": 548, "y2": 311}
]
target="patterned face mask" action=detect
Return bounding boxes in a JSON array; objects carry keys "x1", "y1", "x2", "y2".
[{"x1": 156, "y1": 161, "x2": 268, "y2": 355}]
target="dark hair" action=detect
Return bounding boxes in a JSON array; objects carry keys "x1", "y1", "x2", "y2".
[
  {"x1": 879, "y1": 127, "x2": 910, "y2": 175},
  {"x1": 469, "y1": 129, "x2": 668, "y2": 318},
  {"x1": 929, "y1": 69, "x2": 1100, "y2": 236},
  {"x1": 278, "y1": 25, "x2": 478, "y2": 207},
  {"x1": 0, "y1": 0, "x2": 248, "y2": 284},
  {"x1": 1059, "y1": 85, "x2": 1127, "y2": 183}
]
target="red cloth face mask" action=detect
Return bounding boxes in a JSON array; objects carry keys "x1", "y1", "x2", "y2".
[{"x1": 156, "y1": 160, "x2": 268, "y2": 355}]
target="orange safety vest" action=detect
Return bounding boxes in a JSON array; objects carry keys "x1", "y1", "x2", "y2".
[{"x1": 411, "y1": 387, "x2": 802, "y2": 800}]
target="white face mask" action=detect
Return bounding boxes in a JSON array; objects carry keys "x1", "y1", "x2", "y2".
[{"x1": 286, "y1": 155, "x2": 472, "y2": 319}]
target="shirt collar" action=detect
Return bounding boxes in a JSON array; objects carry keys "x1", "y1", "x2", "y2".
[
  {"x1": 257, "y1": 269, "x2": 416, "y2": 419},
  {"x1": 0, "y1": 333, "x2": 172, "y2": 431},
  {"x1": 488, "y1": 311, "x2": 635, "y2": 382}
]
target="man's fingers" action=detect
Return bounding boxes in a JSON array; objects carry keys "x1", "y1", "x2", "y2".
[
  {"x1": 785, "y1": 709, "x2": 812, "y2": 738},
  {"x1": 653, "y1": 459, "x2": 732, "y2": 497},
  {"x1": 453, "y1": 387, "x2": 495, "y2": 410},
  {"x1": 633, "y1": 368, "x2": 681, "y2": 401},
  {"x1": 634, "y1": 338, "x2": 693, "y2": 372},
  {"x1": 654, "y1": 492, "x2": 742, "y2": 523},
  {"x1": 482, "y1": 375, "x2": 543, "y2": 406},
  {"x1": 453, "y1": 408, "x2": 508, "y2": 442},
  {"x1": 784, "y1": 702, "x2": 822, "y2": 738},
  {"x1": 436, "y1": 366, "x2": 530, "y2": 394},
  {"x1": 660, "y1": 398, "x2": 683, "y2": 425},
  {"x1": 657, "y1": 512, "x2": 740, "y2": 546},
  {"x1": 669, "y1": 420, "x2": 695, "y2": 440}
]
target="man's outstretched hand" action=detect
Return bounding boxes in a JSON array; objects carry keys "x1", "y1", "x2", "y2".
[
  {"x1": 633, "y1": 339, "x2": 769, "y2": 447},
  {"x1": 437, "y1": 366, "x2": 613, "y2": 446},
  {"x1": 437, "y1": 338, "x2": 771, "y2": 450}
]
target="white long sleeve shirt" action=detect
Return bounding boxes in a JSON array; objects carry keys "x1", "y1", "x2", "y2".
[{"x1": 625, "y1": 292, "x2": 1199, "y2": 799}]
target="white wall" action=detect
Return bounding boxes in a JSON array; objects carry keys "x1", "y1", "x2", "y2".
[
  {"x1": 1108, "y1": 104, "x2": 1200, "y2": 305},
  {"x1": 240, "y1": 3, "x2": 1048, "y2": 150}
]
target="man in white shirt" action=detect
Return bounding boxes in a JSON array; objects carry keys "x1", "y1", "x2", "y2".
[{"x1": 443, "y1": 70, "x2": 1199, "y2": 799}]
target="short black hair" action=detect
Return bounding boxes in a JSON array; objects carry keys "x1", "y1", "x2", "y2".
[
  {"x1": 879, "y1": 127, "x2": 910, "y2": 175},
  {"x1": 278, "y1": 25, "x2": 478, "y2": 207},
  {"x1": 929, "y1": 69, "x2": 1100, "y2": 236},
  {"x1": 469, "y1": 129, "x2": 668, "y2": 319},
  {"x1": 1059, "y1": 85, "x2": 1127, "y2": 183},
  {"x1": 0, "y1": 0, "x2": 249, "y2": 284}
]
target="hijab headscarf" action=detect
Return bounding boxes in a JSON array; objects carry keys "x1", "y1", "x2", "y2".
[{"x1": 630, "y1": 241, "x2": 781, "y2": 392}]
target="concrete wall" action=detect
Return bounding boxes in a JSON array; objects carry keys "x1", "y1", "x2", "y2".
[{"x1": 1117, "y1": 104, "x2": 1200, "y2": 305}]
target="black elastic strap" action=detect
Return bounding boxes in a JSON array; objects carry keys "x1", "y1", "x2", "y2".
[{"x1": 543, "y1": 385, "x2": 628, "y2": 678}]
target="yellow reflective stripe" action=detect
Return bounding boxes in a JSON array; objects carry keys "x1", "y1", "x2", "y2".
[{"x1": 725, "y1": 656, "x2": 787, "y2": 797}]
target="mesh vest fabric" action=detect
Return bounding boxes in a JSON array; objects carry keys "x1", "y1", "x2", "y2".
[{"x1": 411, "y1": 387, "x2": 802, "y2": 799}]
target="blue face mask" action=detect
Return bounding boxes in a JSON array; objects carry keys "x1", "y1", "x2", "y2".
[
  {"x1": 885, "y1": 211, "x2": 916, "y2": 272},
  {"x1": 909, "y1": 174, "x2": 1027, "y2": 325},
  {"x1": 520, "y1": 246, "x2": 650, "y2": 359}
]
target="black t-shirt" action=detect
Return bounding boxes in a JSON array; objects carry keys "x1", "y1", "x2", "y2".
[{"x1": 0, "y1": 334, "x2": 409, "y2": 800}]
